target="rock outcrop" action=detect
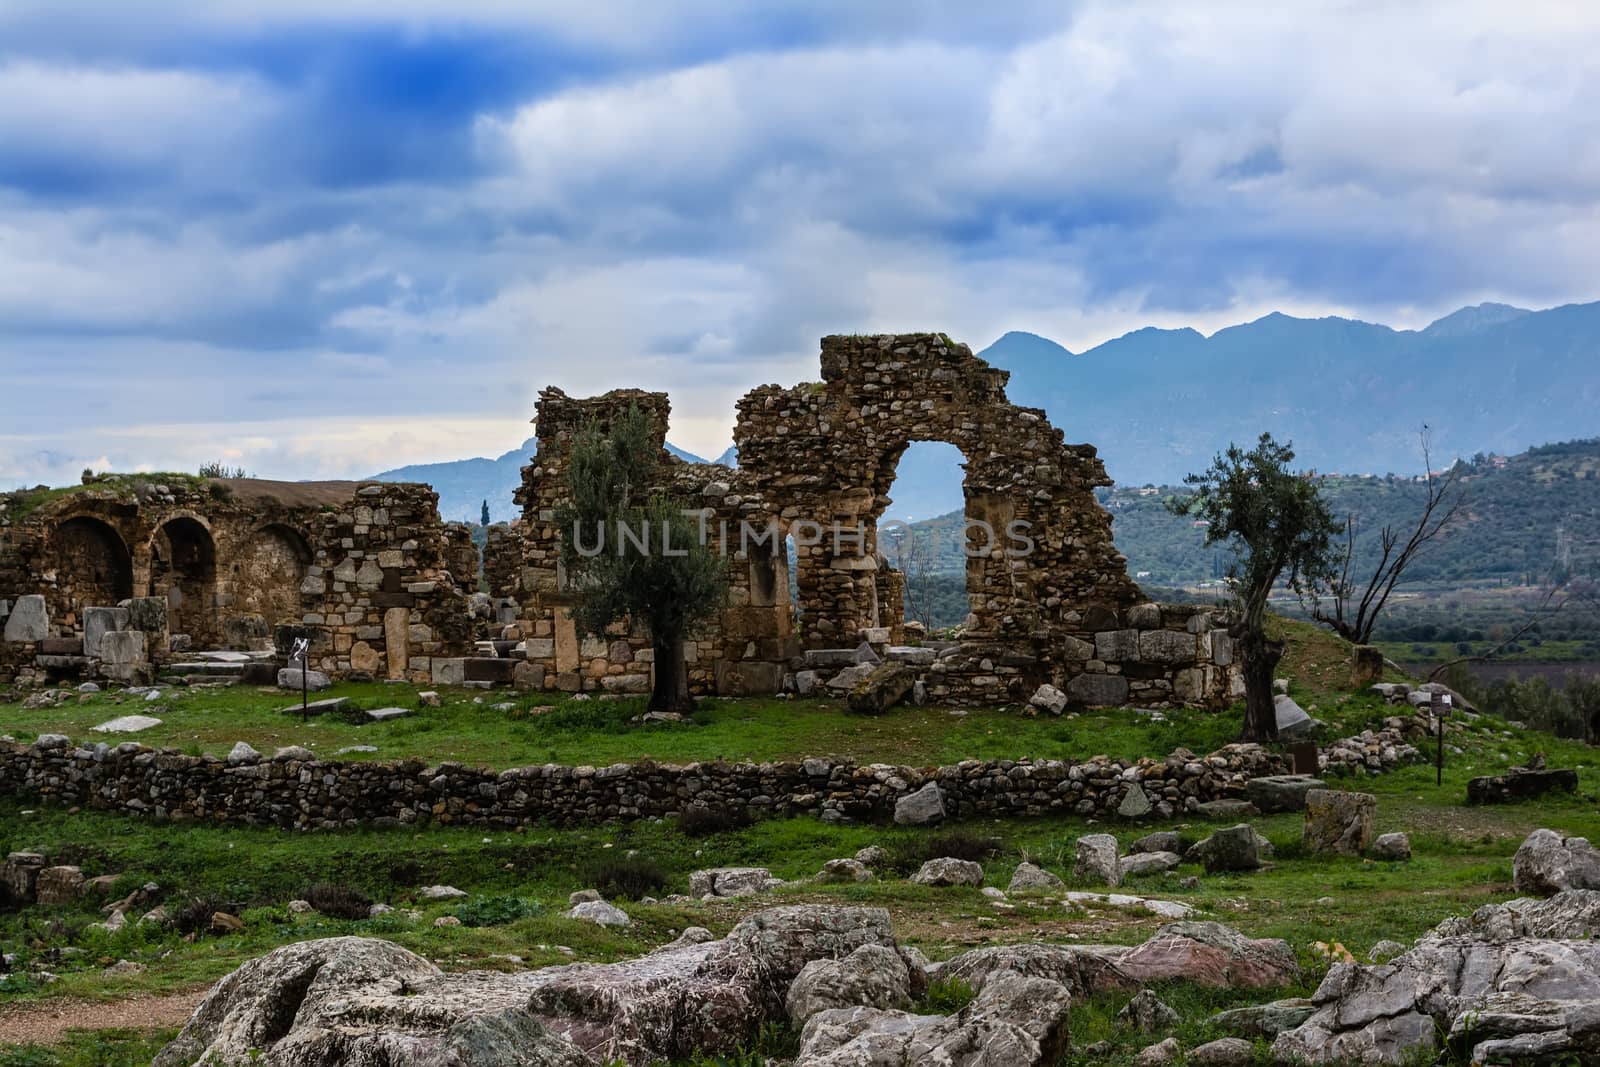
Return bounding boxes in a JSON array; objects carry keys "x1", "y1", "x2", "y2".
[{"x1": 1272, "y1": 890, "x2": 1600, "y2": 1065}]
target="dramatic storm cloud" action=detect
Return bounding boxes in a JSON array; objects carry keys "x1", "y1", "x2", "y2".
[{"x1": 3, "y1": 0, "x2": 1598, "y2": 484}]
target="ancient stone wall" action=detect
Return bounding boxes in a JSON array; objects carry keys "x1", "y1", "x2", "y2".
[
  {"x1": 0, "y1": 734, "x2": 1287, "y2": 829},
  {"x1": 504, "y1": 387, "x2": 797, "y2": 696},
  {"x1": 0, "y1": 478, "x2": 477, "y2": 684}
]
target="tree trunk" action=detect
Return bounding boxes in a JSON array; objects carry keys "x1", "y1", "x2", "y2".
[
  {"x1": 1235, "y1": 623, "x2": 1285, "y2": 742},
  {"x1": 649, "y1": 631, "x2": 694, "y2": 713}
]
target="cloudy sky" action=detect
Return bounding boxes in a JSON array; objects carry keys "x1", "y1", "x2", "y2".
[{"x1": 4, "y1": 0, "x2": 1599, "y2": 485}]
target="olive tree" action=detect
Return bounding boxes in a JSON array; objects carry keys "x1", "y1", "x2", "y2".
[
  {"x1": 558, "y1": 406, "x2": 725, "y2": 712},
  {"x1": 1166, "y1": 433, "x2": 1339, "y2": 741}
]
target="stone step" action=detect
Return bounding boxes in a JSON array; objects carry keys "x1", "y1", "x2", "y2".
[{"x1": 164, "y1": 662, "x2": 247, "y2": 676}]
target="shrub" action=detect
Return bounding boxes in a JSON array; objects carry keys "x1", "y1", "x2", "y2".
[
  {"x1": 171, "y1": 894, "x2": 235, "y2": 936},
  {"x1": 453, "y1": 895, "x2": 543, "y2": 928},
  {"x1": 677, "y1": 805, "x2": 752, "y2": 837},
  {"x1": 586, "y1": 856, "x2": 669, "y2": 900},
  {"x1": 305, "y1": 882, "x2": 373, "y2": 921},
  {"x1": 895, "y1": 831, "x2": 1005, "y2": 873},
  {"x1": 388, "y1": 859, "x2": 423, "y2": 887}
]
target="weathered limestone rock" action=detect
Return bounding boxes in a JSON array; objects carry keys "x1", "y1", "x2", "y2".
[
  {"x1": 1119, "y1": 851, "x2": 1182, "y2": 879},
  {"x1": 1468, "y1": 767, "x2": 1579, "y2": 804},
  {"x1": 795, "y1": 971, "x2": 1072, "y2": 1067},
  {"x1": 1273, "y1": 694, "x2": 1314, "y2": 738},
  {"x1": 92, "y1": 715, "x2": 163, "y2": 734},
  {"x1": 893, "y1": 782, "x2": 945, "y2": 826},
  {"x1": 910, "y1": 858, "x2": 984, "y2": 887},
  {"x1": 225, "y1": 742, "x2": 260, "y2": 766},
  {"x1": 1244, "y1": 774, "x2": 1324, "y2": 814},
  {"x1": 1117, "y1": 782, "x2": 1153, "y2": 819},
  {"x1": 276, "y1": 667, "x2": 331, "y2": 692},
  {"x1": 1370, "y1": 832, "x2": 1411, "y2": 862},
  {"x1": 846, "y1": 662, "x2": 914, "y2": 716},
  {"x1": 1007, "y1": 862, "x2": 1065, "y2": 893},
  {"x1": 1302, "y1": 789, "x2": 1376, "y2": 856},
  {"x1": 816, "y1": 859, "x2": 874, "y2": 884},
  {"x1": 1134, "y1": 1037, "x2": 1180, "y2": 1065},
  {"x1": 1065, "y1": 672, "x2": 1129, "y2": 707},
  {"x1": 1207, "y1": 998, "x2": 1316, "y2": 1038},
  {"x1": 1117, "y1": 989, "x2": 1179, "y2": 1032},
  {"x1": 785, "y1": 943, "x2": 912, "y2": 1026},
  {"x1": 1028, "y1": 684, "x2": 1068, "y2": 716},
  {"x1": 35, "y1": 864, "x2": 84, "y2": 905},
  {"x1": 1513, "y1": 829, "x2": 1600, "y2": 896},
  {"x1": 1272, "y1": 891, "x2": 1600, "y2": 1065},
  {"x1": 83, "y1": 606, "x2": 129, "y2": 657},
  {"x1": 100, "y1": 630, "x2": 148, "y2": 666},
  {"x1": 1129, "y1": 831, "x2": 1183, "y2": 855},
  {"x1": 688, "y1": 867, "x2": 784, "y2": 899},
  {"x1": 1188, "y1": 824, "x2": 1261, "y2": 873},
  {"x1": 2, "y1": 595, "x2": 47, "y2": 642},
  {"x1": 566, "y1": 899, "x2": 631, "y2": 927},
  {"x1": 1118, "y1": 922, "x2": 1299, "y2": 990},
  {"x1": 1187, "y1": 1036, "x2": 1254, "y2": 1065},
  {"x1": 928, "y1": 942, "x2": 1137, "y2": 999},
  {"x1": 1073, "y1": 834, "x2": 1121, "y2": 887}
]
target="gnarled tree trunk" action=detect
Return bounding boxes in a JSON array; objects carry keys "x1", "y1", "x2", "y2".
[
  {"x1": 650, "y1": 632, "x2": 694, "y2": 712},
  {"x1": 1234, "y1": 623, "x2": 1285, "y2": 742}
]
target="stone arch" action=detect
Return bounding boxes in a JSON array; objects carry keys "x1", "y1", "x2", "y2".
[
  {"x1": 150, "y1": 516, "x2": 218, "y2": 646},
  {"x1": 231, "y1": 523, "x2": 312, "y2": 626},
  {"x1": 48, "y1": 516, "x2": 134, "y2": 628},
  {"x1": 733, "y1": 333, "x2": 1144, "y2": 650}
]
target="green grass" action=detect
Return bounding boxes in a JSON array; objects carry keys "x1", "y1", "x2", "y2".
[{"x1": 0, "y1": 1030, "x2": 176, "y2": 1067}]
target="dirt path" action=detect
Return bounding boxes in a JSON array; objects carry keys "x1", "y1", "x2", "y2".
[{"x1": 0, "y1": 989, "x2": 206, "y2": 1046}]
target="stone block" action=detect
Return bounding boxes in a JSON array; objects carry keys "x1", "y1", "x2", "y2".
[
  {"x1": 100, "y1": 630, "x2": 148, "y2": 666},
  {"x1": 431, "y1": 658, "x2": 466, "y2": 686},
  {"x1": 92, "y1": 715, "x2": 163, "y2": 734},
  {"x1": 2, "y1": 851, "x2": 45, "y2": 904},
  {"x1": 894, "y1": 782, "x2": 945, "y2": 826},
  {"x1": 35, "y1": 865, "x2": 85, "y2": 905},
  {"x1": 525, "y1": 638, "x2": 556, "y2": 659},
  {"x1": 123, "y1": 597, "x2": 168, "y2": 637},
  {"x1": 1138, "y1": 629, "x2": 1198, "y2": 664},
  {"x1": 464, "y1": 657, "x2": 517, "y2": 684},
  {"x1": 278, "y1": 667, "x2": 332, "y2": 692},
  {"x1": 846, "y1": 662, "x2": 914, "y2": 715},
  {"x1": 3, "y1": 595, "x2": 47, "y2": 642},
  {"x1": 1245, "y1": 775, "x2": 1325, "y2": 814},
  {"x1": 1303, "y1": 790, "x2": 1376, "y2": 856},
  {"x1": 40, "y1": 636, "x2": 83, "y2": 655},
  {"x1": 1126, "y1": 602, "x2": 1163, "y2": 628},
  {"x1": 1065, "y1": 672, "x2": 1129, "y2": 707},
  {"x1": 1094, "y1": 628, "x2": 1140, "y2": 662}
]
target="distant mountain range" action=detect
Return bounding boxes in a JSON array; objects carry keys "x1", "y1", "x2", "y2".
[{"x1": 376, "y1": 300, "x2": 1600, "y2": 524}]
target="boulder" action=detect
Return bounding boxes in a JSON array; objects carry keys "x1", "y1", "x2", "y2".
[
  {"x1": 1117, "y1": 989, "x2": 1179, "y2": 1032},
  {"x1": 1117, "y1": 783, "x2": 1153, "y2": 819},
  {"x1": 1134, "y1": 1037, "x2": 1181, "y2": 1065},
  {"x1": 1513, "y1": 829, "x2": 1600, "y2": 896},
  {"x1": 35, "y1": 865, "x2": 85, "y2": 905},
  {"x1": 418, "y1": 885, "x2": 468, "y2": 901},
  {"x1": 1274, "y1": 693, "x2": 1314, "y2": 738},
  {"x1": 1118, "y1": 922, "x2": 1299, "y2": 990},
  {"x1": 910, "y1": 858, "x2": 984, "y2": 888},
  {"x1": 816, "y1": 859, "x2": 874, "y2": 884},
  {"x1": 1028, "y1": 684, "x2": 1068, "y2": 716},
  {"x1": 1007, "y1": 862, "x2": 1065, "y2": 893},
  {"x1": 795, "y1": 970, "x2": 1072, "y2": 1067},
  {"x1": 785, "y1": 943, "x2": 912, "y2": 1026},
  {"x1": 1129, "y1": 831, "x2": 1183, "y2": 855},
  {"x1": 1188, "y1": 1037, "x2": 1254, "y2": 1065},
  {"x1": 1188, "y1": 824, "x2": 1262, "y2": 873},
  {"x1": 1370, "y1": 832, "x2": 1411, "y2": 862},
  {"x1": 893, "y1": 782, "x2": 945, "y2": 826},
  {"x1": 846, "y1": 663, "x2": 915, "y2": 716},
  {"x1": 1208, "y1": 997, "x2": 1316, "y2": 1038},
  {"x1": 688, "y1": 867, "x2": 784, "y2": 899},
  {"x1": 566, "y1": 900, "x2": 631, "y2": 927},
  {"x1": 1303, "y1": 789, "x2": 1376, "y2": 856},
  {"x1": 1468, "y1": 767, "x2": 1579, "y2": 804},
  {"x1": 277, "y1": 668, "x2": 331, "y2": 692},
  {"x1": 1245, "y1": 774, "x2": 1325, "y2": 814},
  {"x1": 929, "y1": 942, "x2": 1137, "y2": 999},
  {"x1": 1119, "y1": 851, "x2": 1182, "y2": 879},
  {"x1": 225, "y1": 742, "x2": 260, "y2": 766},
  {"x1": 1193, "y1": 798, "x2": 1259, "y2": 820},
  {"x1": 1073, "y1": 834, "x2": 1121, "y2": 887}
]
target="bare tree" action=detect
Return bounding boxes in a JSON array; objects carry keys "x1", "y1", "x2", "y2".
[{"x1": 1309, "y1": 428, "x2": 1466, "y2": 645}]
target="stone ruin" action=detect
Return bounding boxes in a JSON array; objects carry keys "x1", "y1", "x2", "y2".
[
  {"x1": 1, "y1": 333, "x2": 1239, "y2": 708},
  {"x1": 0, "y1": 478, "x2": 478, "y2": 687},
  {"x1": 493, "y1": 333, "x2": 1240, "y2": 708}
]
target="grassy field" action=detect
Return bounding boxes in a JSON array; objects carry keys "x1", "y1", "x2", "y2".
[{"x1": 2, "y1": 620, "x2": 1597, "y2": 1065}]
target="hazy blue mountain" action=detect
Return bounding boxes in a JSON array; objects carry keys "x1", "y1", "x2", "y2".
[
  {"x1": 981, "y1": 300, "x2": 1600, "y2": 488},
  {"x1": 378, "y1": 301, "x2": 1600, "y2": 524}
]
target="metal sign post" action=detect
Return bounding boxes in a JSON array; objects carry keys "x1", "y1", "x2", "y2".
[
  {"x1": 1432, "y1": 692, "x2": 1452, "y2": 786},
  {"x1": 291, "y1": 637, "x2": 311, "y2": 721}
]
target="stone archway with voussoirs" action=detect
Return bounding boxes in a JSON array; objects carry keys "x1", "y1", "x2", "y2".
[
  {"x1": 734, "y1": 333, "x2": 1144, "y2": 652},
  {"x1": 149, "y1": 515, "x2": 219, "y2": 647},
  {"x1": 46, "y1": 515, "x2": 135, "y2": 631},
  {"x1": 230, "y1": 522, "x2": 313, "y2": 627}
]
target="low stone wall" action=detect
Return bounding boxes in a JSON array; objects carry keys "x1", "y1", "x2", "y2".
[{"x1": 1, "y1": 735, "x2": 1290, "y2": 831}]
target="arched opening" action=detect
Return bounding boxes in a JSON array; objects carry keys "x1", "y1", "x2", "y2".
[
  {"x1": 878, "y1": 441, "x2": 972, "y2": 633},
  {"x1": 150, "y1": 517, "x2": 218, "y2": 646},
  {"x1": 232, "y1": 524, "x2": 311, "y2": 626},
  {"x1": 48, "y1": 517, "x2": 134, "y2": 627}
]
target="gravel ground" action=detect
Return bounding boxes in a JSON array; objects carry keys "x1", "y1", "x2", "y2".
[{"x1": 0, "y1": 989, "x2": 204, "y2": 1047}]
